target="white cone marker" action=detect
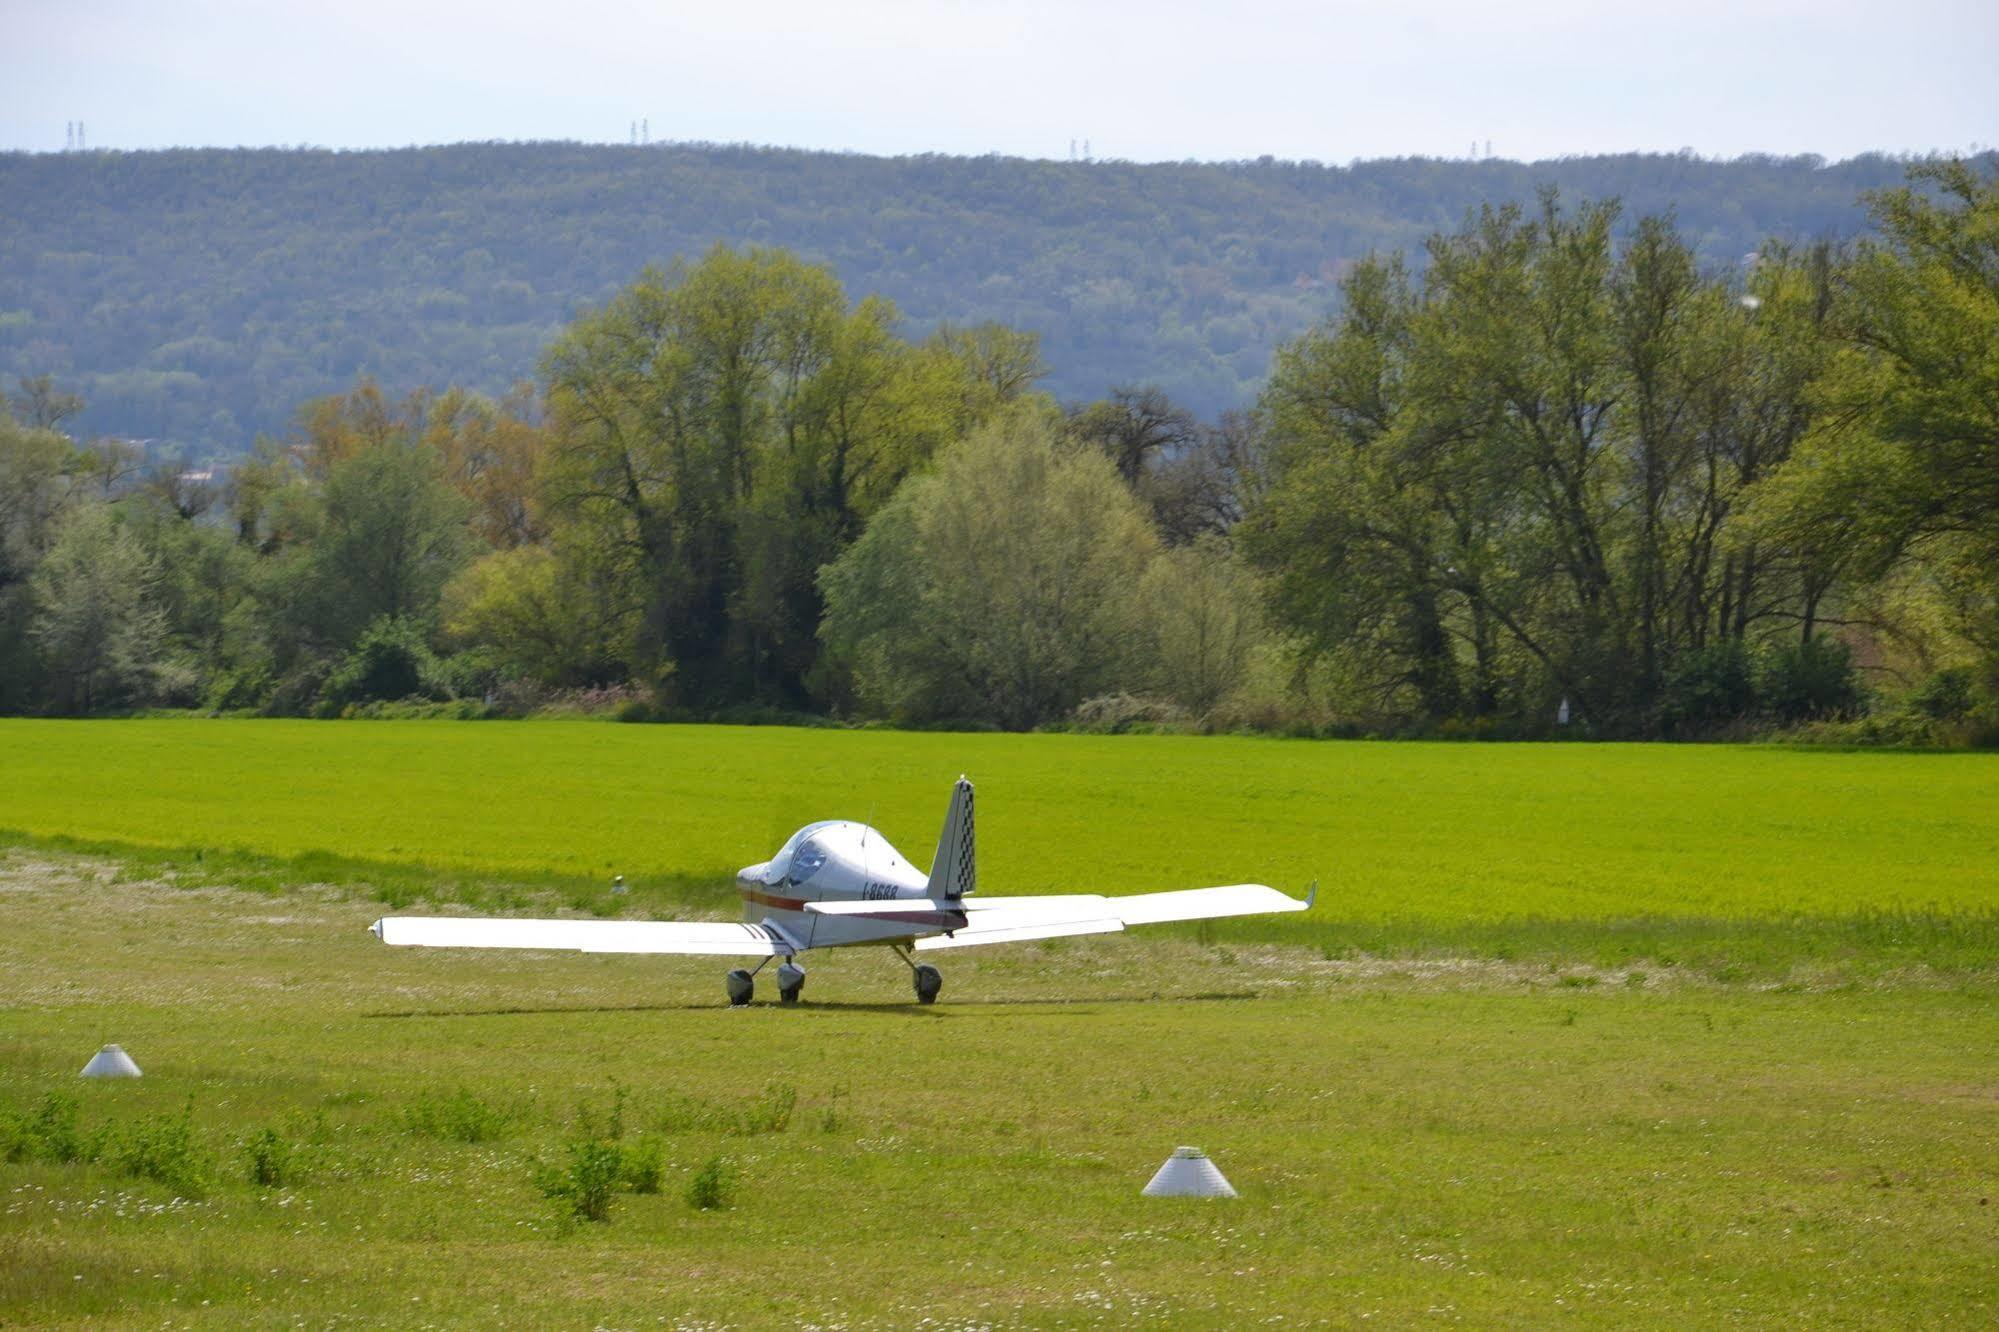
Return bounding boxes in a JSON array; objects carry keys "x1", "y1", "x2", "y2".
[
  {"x1": 1142, "y1": 1146, "x2": 1236, "y2": 1197},
  {"x1": 80, "y1": 1044, "x2": 142, "y2": 1078}
]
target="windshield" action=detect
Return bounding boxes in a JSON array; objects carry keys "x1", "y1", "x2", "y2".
[
  {"x1": 761, "y1": 820, "x2": 846, "y2": 884},
  {"x1": 789, "y1": 837, "x2": 829, "y2": 883}
]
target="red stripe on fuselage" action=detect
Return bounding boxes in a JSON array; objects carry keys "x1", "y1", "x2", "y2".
[
  {"x1": 740, "y1": 887, "x2": 964, "y2": 931},
  {"x1": 742, "y1": 888, "x2": 809, "y2": 912}
]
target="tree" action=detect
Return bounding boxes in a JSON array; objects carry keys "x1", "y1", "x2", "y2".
[
  {"x1": 0, "y1": 411, "x2": 77, "y2": 594},
  {"x1": 122, "y1": 484, "x2": 271, "y2": 706},
  {"x1": 540, "y1": 246, "x2": 1026, "y2": 708},
  {"x1": 423, "y1": 385, "x2": 549, "y2": 549},
  {"x1": 29, "y1": 503, "x2": 168, "y2": 712},
  {"x1": 1841, "y1": 160, "x2": 1999, "y2": 555},
  {"x1": 1248, "y1": 193, "x2": 1844, "y2": 732},
  {"x1": 292, "y1": 379, "x2": 405, "y2": 481},
  {"x1": 441, "y1": 544, "x2": 625, "y2": 687},
  {"x1": 8, "y1": 375, "x2": 84, "y2": 433},
  {"x1": 1141, "y1": 536, "x2": 1262, "y2": 716},
  {"x1": 145, "y1": 457, "x2": 220, "y2": 522},
  {"x1": 1750, "y1": 162, "x2": 1999, "y2": 671},
  {"x1": 74, "y1": 438, "x2": 148, "y2": 498},
  {"x1": 1141, "y1": 410, "x2": 1265, "y2": 545},
  {"x1": 928, "y1": 322, "x2": 1046, "y2": 411},
  {"x1": 1067, "y1": 385, "x2": 1200, "y2": 485},
  {"x1": 0, "y1": 409, "x2": 83, "y2": 710},
  {"x1": 819, "y1": 407, "x2": 1159, "y2": 729},
  {"x1": 1245, "y1": 252, "x2": 1481, "y2": 720},
  {"x1": 278, "y1": 440, "x2": 473, "y2": 654}
]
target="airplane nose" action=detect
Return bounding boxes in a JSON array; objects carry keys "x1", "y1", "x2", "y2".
[{"x1": 737, "y1": 862, "x2": 768, "y2": 885}]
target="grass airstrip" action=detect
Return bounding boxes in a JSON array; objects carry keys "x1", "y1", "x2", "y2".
[{"x1": 1, "y1": 719, "x2": 1995, "y2": 1325}]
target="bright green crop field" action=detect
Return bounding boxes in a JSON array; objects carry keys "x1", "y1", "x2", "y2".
[
  {"x1": 2, "y1": 720, "x2": 1996, "y2": 1326},
  {"x1": 3, "y1": 718, "x2": 1997, "y2": 921}
]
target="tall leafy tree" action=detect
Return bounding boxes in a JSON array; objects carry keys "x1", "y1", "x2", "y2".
[
  {"x1": 540, "y1": 246, "x2": 1034, "y2": 707},
  {"x1": 0, "y1": 409, "x2": 81, "y2": 710},
  {"x1": 820, "y1": 407, "x2": 1159, "y2": 729},
  {"x1": 1749, "y1": 160, "x2": 1999, "y2": 683},
  {"x1": 29, "y1": 503, "x2": 168, "y2": 712},
  {"x1": 276, "y1": 439, "x2": 474, "y2": 655},
  {"x1": 1249, "y1": 193, "x2": 1842, "y2": 731}
]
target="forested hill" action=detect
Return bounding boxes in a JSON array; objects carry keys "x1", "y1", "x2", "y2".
[{"x1": 0, "y1": 143, "x2": 1944, "y2": 450}]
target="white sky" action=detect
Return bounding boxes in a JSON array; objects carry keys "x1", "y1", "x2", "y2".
[{"x1": 3, "y1": 0, "x2": 1994, "y2": 162}]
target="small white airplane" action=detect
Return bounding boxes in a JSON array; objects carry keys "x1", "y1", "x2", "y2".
[{"x1": 371, "y1": 777, "x2": 1312, "y2": 1005}]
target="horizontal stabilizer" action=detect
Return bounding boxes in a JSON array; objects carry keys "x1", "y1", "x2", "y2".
[
  {"x1": 805, "y1": 898, "x2": 963, "y2": 917},
  {"x1": 370, "y1": 916, "x2": 784, "y2": 957}
]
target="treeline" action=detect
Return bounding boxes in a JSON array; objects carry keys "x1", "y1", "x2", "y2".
[
  {"x1": 2, "y1": 162, "x2": 1994, "y2": 741},
  {"x1": 0, "y1": 143, "x2": 1949, "y2": 447}
]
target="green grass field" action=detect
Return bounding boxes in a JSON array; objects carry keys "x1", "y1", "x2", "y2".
[
  {"x1": 5, "y1": 719, "x2": 1998, "y2": 919},
  {"x1": 2, "y1": 721, "x2": 1996, "y2": 1325}
]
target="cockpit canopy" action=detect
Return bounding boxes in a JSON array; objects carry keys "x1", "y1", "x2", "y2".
[{"x1": 759, "y1": 820, "x2": 923, "y2": 891}]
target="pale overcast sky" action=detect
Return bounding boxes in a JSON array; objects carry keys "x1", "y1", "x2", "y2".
[{"x1": 4, "y1": 0, "x2": 1994, "y2": 162}]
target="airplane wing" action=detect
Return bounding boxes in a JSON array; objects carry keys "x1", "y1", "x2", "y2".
[
  {"x1": 913, "y1": 882, "x2": 1310, "y2": 951},
  {"x1": 369, "y1": 916, "x2": 785, "y2": 956}
]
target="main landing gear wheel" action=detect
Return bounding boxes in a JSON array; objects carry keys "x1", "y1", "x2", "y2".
[
  {"x1": 777, "y1": 962, "x2": 806, "y2": 1005},
  {"x1": 725, "y1": 968, "x2": 755, "y2": 1006},
  {"x1": 912, "y1": 963, "x2": 943, "y2": 1005}
]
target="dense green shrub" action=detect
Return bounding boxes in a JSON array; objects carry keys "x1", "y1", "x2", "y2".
[
  {"x1": 1911, "y1": 666, "x2": 1978, "y2": 721},
  {"x1": 321, "y1": 616, "x2": 448, "y2": 707},
  {"x1": 1760, "y1": 638, "x2": 1862, "y2": 721},
  {"x1": 1660, "y1": 640, "x2": 1758, "y2": 732}
]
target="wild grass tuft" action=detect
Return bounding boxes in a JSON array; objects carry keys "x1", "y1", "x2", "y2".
[
  {"x1": 536, "y1": 1138, "x2": 624, "y2": 1223},
  {"x1": 2, "y1": 1092, "x2": 102, "y2": 1166},
  {"x1": 619, "y1": 1137, "x2": 665, "y2": 1194},
  {"x1": 242, "y1": 1127, "x2": 294, "y2": 1188},
  {"x1": 4, "y1": 1092, "x2": 213, "y2": 1196},
  {"x1": 653, "y1": 1082, "x2": 799, "y2": 1136},
  {"x1": 403, "y1": 1088, "x2": 515, "y2": 1143},
  {"x1": 109, "y1": 1098, "x2": 211, "y2": 1197},
  {"x1": 532, "y1": 1088, "x2": 668, "y2": 1223},
  {"x1": 737, "y1": 1082, "x2": 796, "y2": 1136},
  {"x1": 685, "y1": 1155, "x2": 733, "y2": 1211}
]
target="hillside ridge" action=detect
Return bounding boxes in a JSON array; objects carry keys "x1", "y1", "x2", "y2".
[{"x1": 0, "y1": 141, "x2": 1961, "y2": 448}]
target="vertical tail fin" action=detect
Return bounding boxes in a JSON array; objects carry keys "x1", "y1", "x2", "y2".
[{"x1": 927, "y1": 776, "x2": 976, "y2": 900}]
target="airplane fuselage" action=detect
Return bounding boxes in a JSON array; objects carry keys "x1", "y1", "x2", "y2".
[{"x1": 734, "y1": 819, "x2": 965, "y2": 952}]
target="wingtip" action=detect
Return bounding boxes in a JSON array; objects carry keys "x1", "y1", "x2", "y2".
[
  {"x1": 368, "y1": 918, "x2": 384, "y2": 941},
  {"x1": 1304, "y1": 879, "x2": 1318, "y2": 910}
]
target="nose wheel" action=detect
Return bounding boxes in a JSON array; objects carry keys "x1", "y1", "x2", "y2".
[{"x1": 727, "y1": 954, "x2": 790, "y2": 1007}]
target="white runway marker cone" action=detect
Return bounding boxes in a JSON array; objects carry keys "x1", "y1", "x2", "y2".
[
  {"x1": 1142, "y1": 1146, "x2": 1236, "y2": 1197},
  {"x1": 80, "y1": 1044, "x2": 142, "y2": 1078}
]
